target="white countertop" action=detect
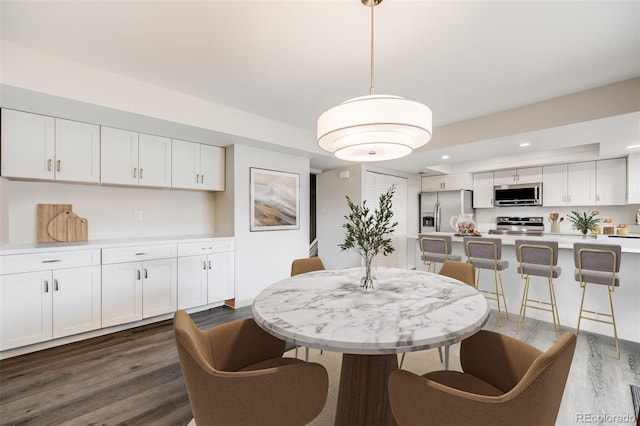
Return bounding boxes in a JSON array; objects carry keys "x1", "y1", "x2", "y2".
[
  {"x1": 0, "y1": 234, "x2": 231, "y2": 255},
  {"x1": 252, "y1": 267, "x2": 489, "y2": 355}
]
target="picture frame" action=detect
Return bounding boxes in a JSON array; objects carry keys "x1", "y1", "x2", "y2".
[{"x1": 250, "y1": 167, "x2": 300, "y2": 231}]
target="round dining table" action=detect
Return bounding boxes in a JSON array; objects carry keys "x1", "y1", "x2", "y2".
[{"x1": 252, "y1": 267, "x2": 489, "y2": 426}]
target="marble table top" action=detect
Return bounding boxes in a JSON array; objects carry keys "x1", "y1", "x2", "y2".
[{"x1": 252, "y1": 267, "x2": 489, "y2": 355}]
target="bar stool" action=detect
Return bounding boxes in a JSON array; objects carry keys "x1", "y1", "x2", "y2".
[
  {"x1": 515, "y1": 240, "x2": 561, "y2": 338},
  {"x1": 573, "y1": 243, "x2": 622, "y2": 358},
  {"x1": 419, "y1": 234, "x2": 461, "y2": 272},
  {"x1": 464, "y1": 237, "x2": 509, "y2": 325}
]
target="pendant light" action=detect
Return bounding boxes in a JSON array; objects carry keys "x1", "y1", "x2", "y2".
[{"x1": 317, "y1": 0, "x2": 432, "y2": 162}]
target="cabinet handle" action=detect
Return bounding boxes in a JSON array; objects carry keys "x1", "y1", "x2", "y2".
[
  {"x1": 137, "y1": 270, "x2": 141, "y2": 280},
  {"x1": 133, "y1": 168, "x2": 137, "y2": 179},
  {"x1": 42, "y1": 259, "x2": 61, "y2": 263},
  {"x1": 47, "y1": 159, "x2": 53, "y2": 172},
  {"x1": 208, "y1": 260, "x2": 212, "y2": 270},
  {"x1": 135, "y1": 252, "x2": 147, "y2": 256},
  {"x1": 56, "y1": 160, "x2": 61, "y2": 172},
  {"x1": 203, "y1": 261, "x2": 207, "y2": 270},
  {"x1": 144, "y1": 268, "x2": 148, "y2": 279},
  {"x1": 44, "y1": 280, "x2": 49, "y2": 293},
  {"x1": 140, "y1": 168, "x2": 144, "y2": 179},
  {"x1": 196, "y1": 174, "x2": 200, "y2": 183},
  {"x1": 201, "y1": 175, "x2": 204, "y2": 184},
  {"x1": 596, "y1": 194, "x2": 600, "y2": 202},
  {"x1": 54, "y1": 279, "x2": 59, "y2": 291}
]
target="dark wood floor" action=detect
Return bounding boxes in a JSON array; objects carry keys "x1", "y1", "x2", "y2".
[
  {"x1": 1, "y1": 306, "x2": 638, "y2": 425},
  {"x1": 0, "y1": 306, "x2": 253, "y2": 426}
]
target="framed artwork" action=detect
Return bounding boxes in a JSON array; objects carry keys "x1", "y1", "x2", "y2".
[{"x1": 250, "y1": 168, "x2": 300, "y2": 231}]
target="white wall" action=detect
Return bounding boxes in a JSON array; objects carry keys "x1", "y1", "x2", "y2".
[
  {"x1": 0, "y1": 178, "x2": 216, "y2": 244},
  {"x1": 317, "y1": 164, "x2": 421, "y2": 270},
  {"x1": 230, "y1": 144, "x2": 310, "y2": 306}
]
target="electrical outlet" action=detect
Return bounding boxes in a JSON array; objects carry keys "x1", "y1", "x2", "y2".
[{"x1": 134, "y1": 210, "x2": 143, "y2": 221}]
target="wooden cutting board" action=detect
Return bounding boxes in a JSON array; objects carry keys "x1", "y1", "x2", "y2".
[
  {"x1": 37, "y1": 204, "x2": 72, "y2": 243},
  {"x1": 37, "y1": 204, "x2": 88, "y2": 242},
  {"x1": 46, "y1": 210, "x2": 89, "y2": 242}
]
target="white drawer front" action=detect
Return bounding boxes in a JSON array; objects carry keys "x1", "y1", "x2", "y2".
[
  {"x1": 102, "y1": 244, "x2": 176, "y2": 264},
  {"x1": 178, "y1": 238, "x2": 235, "y2": 256},
  {"x1": 0, "y1": 249, "x2": 101, "y2": 274}
]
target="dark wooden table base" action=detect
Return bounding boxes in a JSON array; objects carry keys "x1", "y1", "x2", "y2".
[{"x1": 335, "y1": 353, "x2": 399, "y2": 426}]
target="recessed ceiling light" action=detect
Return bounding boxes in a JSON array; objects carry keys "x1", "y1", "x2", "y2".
[
  {"x1": 519, "y1": 142, "x2": 530, "y2": 147},
  {"x1": 441, "y1": 155, "x2": 450, "y2": 160},
  {"x1": 626, "y1": 144, "x2": 640, "y2": 149}
]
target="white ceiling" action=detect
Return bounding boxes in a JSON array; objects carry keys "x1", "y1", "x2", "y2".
[{"x1": 1, "y1": 0, "x2": 639, "y2": 174}]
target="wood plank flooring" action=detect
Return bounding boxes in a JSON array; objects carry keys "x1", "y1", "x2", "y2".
[{"x1": 1, "y1": 306, "x2": 638, "y2": 425}]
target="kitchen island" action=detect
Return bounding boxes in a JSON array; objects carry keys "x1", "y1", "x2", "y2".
[{"x1": 413, "y1": 232, "x2": 640, "y2": 344}]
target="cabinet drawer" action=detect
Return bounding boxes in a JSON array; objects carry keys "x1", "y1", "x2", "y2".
[
  {"x1": 0, "y1": 249, "x2": 100, "y2": 275},
  {"x1": 178, "y1": 238, "x2": 235, "y2": 256},
  {"x1": 102, "y1": 244, "x2": 176, "y2": 264}
]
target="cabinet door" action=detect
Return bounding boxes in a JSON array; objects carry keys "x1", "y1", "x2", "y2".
[
  {"x1": 443, "y1": 173, "x2": 472, "y2": 191},
  {"x1": 52, "y1": 266, "x2": 101, "y2": 338},
  {"x1": 472, "y1": 172, "x2": 494, "y2": 208},
  {"x1": 102, "y1": 262, "x2": 143, "y2": 327},
  {"x1": 208, "y1": 252, "x2": 235, "y2": 303},
  {"x1": 542, "y1": 164, "x2": 568, "y2": 207},
  {"x1": 0, "y1": 271, "x2": 53, "y2": 350},
  {"x1": 628, "y1": 153, "x2": 640, "y2": 204},
  {"x1": 138, "y1": 133, "x2": 172, "y2": 188},
  {"x1": 567, "y1": 162, "x2": 596, "y2": 206},
  {"x1": 200, "y1": 145, "x2": 225, "y2": 191},
  {"x1": 421, "y1": 176, "x2": 443, "y2": 192},
  {"x1": 171, "y1": 139, "x2": 200, "y2": 189},
  {"x1": 177, "y1": 255, "x2": 208, "y2": 310},
  {"x1": 492, "y1": 169, "x2": 517, "y2": 185},
  {"x1": 54, "y1": 118, "x2": 100, "y2": 183},
  {"x1": 516, "y1": 167, "x2": 542, "y2": 184},
  {"x1": 100, "y1": 127, "x2": 139, "y2": 185},
  {"x1": 142, "y1": 258, "x2": 177, "y2": 318},
  {"x1": 596, "y1": 158, "x2": 627, "y2": 205},
  {"x1": 1, "y1": 109, "x2": 55, "y2": 180}
]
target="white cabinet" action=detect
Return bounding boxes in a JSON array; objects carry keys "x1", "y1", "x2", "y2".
[
  {"x1": 543, "y1": 162, "x2": 596, "y2": 206},
  {"x1": 177, "y1": 238, "x2": 235, "y2": 309},
  {"x1": 472, "y1": 172, "x2": 494, "y2": 208},
  {"x1": 596, "y1": 158, "x2": 627, "y2": 205},
  {"x1": 101, "y1": 244, "x2": 177, "y2": 327},
  {"x1": 1, "y1": 109, "x2": 100, "y2": 183},
  {"x1": 101, "y1": 127, "x2": 172, "y2": 188},
  {"x1": 493, "y1": 167, "x2": 542, "y2": 185},
  {"x1": 0, "y1": 249, "x2": 101, "y2": 351},
  {"x1": 172, "y1": 140, "x2": 225, "y2": 191},
  {"x1": 421, "y1": 173, "x2": 472, "y2": 192},
  {"x1": 628, "y1": 153, "x2": 640, "y2": 204}
]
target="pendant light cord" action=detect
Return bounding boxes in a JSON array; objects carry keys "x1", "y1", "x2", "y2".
[{"x1": 369, "y1": 0, "x2": 375, "y2": 95}]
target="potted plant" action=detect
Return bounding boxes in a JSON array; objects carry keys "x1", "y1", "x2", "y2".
[
  {"x1": 339, "y1": 185, "x2": 398, "y2": 290},
  {"x1": 566, "y1": 210, "x2": 600, "y2": 235}
]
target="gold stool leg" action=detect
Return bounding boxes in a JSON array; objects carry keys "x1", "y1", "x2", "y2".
[
  {"x1": 576, "y1": 282, "x2": 587, "y2": 336},
  {"x1": 493, "y1": 269, "x2": 503, "y2": 326},
  {"x1": 547, "y1": 278, "x2": 560, "y2": 339},
  {"x1": 608, "y1": 286, "x2": 620, "y2": 359},
  {"x1": 498, "y1": 271, "x2": 508, "y2": 318},
  {"x1": 516, "y1": 275, "x2": 530, "y2": 331}
]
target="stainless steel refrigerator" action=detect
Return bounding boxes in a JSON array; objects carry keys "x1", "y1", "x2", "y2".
[{"x1": 420, "y1": 190, "x2": 474, "y2": 233}]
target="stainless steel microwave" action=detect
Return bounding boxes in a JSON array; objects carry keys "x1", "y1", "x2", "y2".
[{"x1": 494, "y1": 182, "x2": 542, "y2": 206}]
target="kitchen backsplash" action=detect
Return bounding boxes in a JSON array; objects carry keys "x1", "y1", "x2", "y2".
[{"x1": 474, "y1": 204, "x2": 640, "y2": 234}]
